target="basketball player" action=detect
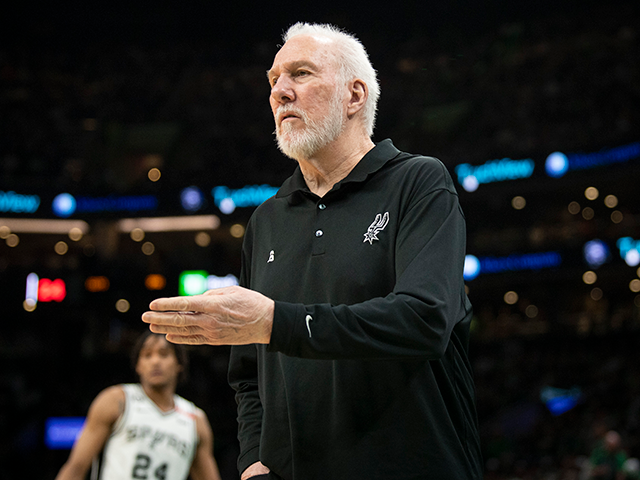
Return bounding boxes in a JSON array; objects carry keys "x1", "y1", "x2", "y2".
[{"x1": 54, "y1": 332, "x2": 221, "y2": 480}]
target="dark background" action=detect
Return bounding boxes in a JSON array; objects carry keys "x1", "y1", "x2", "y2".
[{"x1": 1, "y1": 0, "x2": 640, "y2": 478}]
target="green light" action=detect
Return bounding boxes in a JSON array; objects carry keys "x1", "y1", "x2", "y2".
[{"x1": 179, "y1": 270, "x2": 208, "y2": 296}]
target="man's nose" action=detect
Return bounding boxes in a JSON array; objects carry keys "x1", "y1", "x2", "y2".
[{"x1": 271, "y1": 76, "x2": 295, "y2": 104}]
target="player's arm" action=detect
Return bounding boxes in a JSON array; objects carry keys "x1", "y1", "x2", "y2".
[
  {"x1": 189, "y1": 407, "x2": 222, "y2": 480},
  {"x1": 54, "y1": 386, "x2": 125, "y2": 480}
]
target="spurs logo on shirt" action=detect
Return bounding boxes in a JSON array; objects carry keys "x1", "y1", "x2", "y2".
[{"x1": 363, "y1": 212, "x2": 389, "y2": 244}]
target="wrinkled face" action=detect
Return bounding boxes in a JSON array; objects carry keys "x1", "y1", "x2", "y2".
[
  {"x1": 268, "y1": 35, "x2": 347, "y2": 160},
  {"x1": 135, "y1": 335, "x2": 182, "y2": 388}
]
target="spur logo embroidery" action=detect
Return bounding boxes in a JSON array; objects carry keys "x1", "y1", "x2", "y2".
[{"x1": 363, "y1": 212, "x2": 389, "y2": 245}]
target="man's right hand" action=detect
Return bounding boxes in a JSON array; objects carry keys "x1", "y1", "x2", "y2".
[{"x1": 241, "y1": 461, "x2": 270, "y2": 480}]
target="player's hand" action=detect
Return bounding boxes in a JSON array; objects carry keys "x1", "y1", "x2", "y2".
[{"x1": 141, "y1": 286, "x2": 274, "y2": 345}]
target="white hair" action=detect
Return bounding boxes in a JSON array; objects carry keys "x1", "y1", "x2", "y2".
[{"x1": 282, "y1": 22, "x2": 380, "y2": 137}]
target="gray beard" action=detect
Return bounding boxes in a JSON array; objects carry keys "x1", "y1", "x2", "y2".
[{"x1": 275, "y1": 96, "x2": 345, "y2": 161}]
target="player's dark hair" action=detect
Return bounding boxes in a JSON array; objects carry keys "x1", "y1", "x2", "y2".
[{"x1": 131, "y1": 331, "x2": 189, "y2": 385}]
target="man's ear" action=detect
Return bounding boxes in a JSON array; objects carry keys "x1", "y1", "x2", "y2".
[{"x1": 347, "y1": 79, "x2": 368, "y2": 118}]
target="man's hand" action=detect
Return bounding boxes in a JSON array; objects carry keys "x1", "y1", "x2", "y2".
[
  {"x1": 141, "y1": 286, "x2": 274, "y2": 345},
  {"x1": 241, "y1": 461, "x2": 270, "y2": 480}
]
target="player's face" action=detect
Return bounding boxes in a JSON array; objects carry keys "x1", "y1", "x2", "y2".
[
  {"x1": 135, "y1": 335, "x2": 182, "y2": 388},
  {"x1": 268, "y1": 34, "x2": 347, "y2": 160}
]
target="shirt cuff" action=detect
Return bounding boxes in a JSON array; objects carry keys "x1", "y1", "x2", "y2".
[
  {"x1": 238, "y1": 445, "x2": 261, "y2": 477},
  {"x1": 267, "y1": 301, "x2": 307, "y2": 355}
]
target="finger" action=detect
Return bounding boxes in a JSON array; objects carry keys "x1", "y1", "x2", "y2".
[
  {"x1": 148, "y1": 323, "x2": 201, "y2": 336},
  {"x1": 149, "y1": 296, "x2": 193, "y2": 312},
  {"x1": 142, "y1": 311, "x2": 196, "y2": 326},
  {"x1": 150, "y1": 293, "x2": 227, "y2": 314},
  {"x1": 165, "y1": 333, "x2": 211, "y2": 345}
]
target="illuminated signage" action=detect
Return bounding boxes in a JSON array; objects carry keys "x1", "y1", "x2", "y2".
[
  {"x1": 52, "y1": 193, "x2": 77, "y2": 218},
  {"x1": 179, "y1": 271, "x2": 207, "y2": 296},
  {"x1": 212, "y1": 185, "x2": 279, "y2": 214},
  {"x1": 45, "y1": 417, "x2": 85, "y2": 449},
  {"x1": 464, "y1": 251, "x2": 562, "y2": 279},
  {"x1": 617, "y1": 237, "x2": 640, "y2": 267},
  {"x1": 479, "y1": 252, "x2": 562, "y2": 274},
  {"x1": 546, "y1": 141, "x2": 640, "y2": 178},
  {"x1": 24, "y1": 273, "x2": 67, "y2": 310},
  {"x1": 540, "y1": 386, "x2": 582, "y2": 416},
  {"x1": 207, "y1": 273, "x2": 239, "y2": 289},
  {"x1": 180, "y1": 186, "x2": 205, "y2": 212},
  {"x1": 545, "y1": 152, "x2": 570, "y2": 178},
  {"x1": 0, "y1": 190, "x2": 41, "y2": 213},
  {"x1": 25, "y1": 272, "x2": 39, "y2": 308},
  {"x1": 179, "y1": 271, "x2": 239, "y2": 296},
  {"x1": 463, "y1": 255, "x2": 481, "y2": 281},
  {"x1": 39, "y1": 278, "x2": 67, "y2": 302},
  {"x1": 53, "y1": 193, "x2": 158, "y2": 217},
  {"x1": 145, "y1": 274, "x2": 166, "y2": 290},
  {"x1": 85, "y1": 276, "x2": 110, "y2": 292},
  {"x1": 454, "y1": 158, "x2": 535, "y2": 192},
  {"x1": 583, "y1": 239, "x2": 610, "y2": 268}
]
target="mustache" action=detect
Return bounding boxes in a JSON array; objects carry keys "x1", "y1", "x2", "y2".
[{"x1": 276, "y1": 105, "x2": 308, "y2": 124}]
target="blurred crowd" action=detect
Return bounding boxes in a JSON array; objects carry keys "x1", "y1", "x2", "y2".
[
  {"x1": 475, "y1": 333, "x2": 640, "y2": 479},
  {"x1": 1, "y1": 3, "x2": 638, "y2": 190},
  {"x1": 1, "y1": 1, "x2": 640, "y2": 479}
]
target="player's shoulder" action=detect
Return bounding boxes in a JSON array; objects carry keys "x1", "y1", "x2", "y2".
[
  {"x1": 193, "y1": 405, "x2": 209, "y2": 421},
  {"x1": 95, "y1": 384, "x2": 126, "y2": 404},
  {"x1": 87, "y1": 384, "x2": 127, "y2": 424}
]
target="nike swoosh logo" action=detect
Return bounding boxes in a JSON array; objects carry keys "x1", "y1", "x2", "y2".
[{"x1": 305, "y1": 315, "x2": 313, "y2": 338}]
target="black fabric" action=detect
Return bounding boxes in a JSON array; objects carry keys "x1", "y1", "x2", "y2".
[{"x1": 229, "y1": 139, "x2": 483, "y2": 479}]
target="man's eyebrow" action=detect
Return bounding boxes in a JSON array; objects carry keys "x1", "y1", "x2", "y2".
[{"x1": 267, "y1": 60, "x2": 321, "y2": 81}]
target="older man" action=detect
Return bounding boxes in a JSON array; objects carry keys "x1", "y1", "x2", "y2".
[{"x1": 143, "y1": 22, "x2": 482, "y2": 480}]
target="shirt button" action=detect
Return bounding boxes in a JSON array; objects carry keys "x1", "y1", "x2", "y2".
[
  {"x1": 318, "y1": 203, "x2": 326, "y2": 210},
  {"x1": 315, "y1": 230, "x2": 323, "y2": 237}
]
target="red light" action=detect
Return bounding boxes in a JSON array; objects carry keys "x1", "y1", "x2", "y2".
[{"x1": 38, "y1": 278, "x2": 66, "y2": 302}]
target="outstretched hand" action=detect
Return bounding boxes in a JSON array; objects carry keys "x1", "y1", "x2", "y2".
[{"x1": 141, "y1": 286, "x2": 274, "y2": 346}]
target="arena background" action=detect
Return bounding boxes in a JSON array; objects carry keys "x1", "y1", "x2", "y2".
[{"x1": 1, "y1": 0, "x2": 639, "y2": 478}]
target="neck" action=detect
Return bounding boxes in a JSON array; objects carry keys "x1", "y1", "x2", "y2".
[
  {"x1": 141, "y1": 383, "x2": 176, "y2": 412},
  {"x1": 298, "y1": 132, "x2": 375, "y2": 197}
]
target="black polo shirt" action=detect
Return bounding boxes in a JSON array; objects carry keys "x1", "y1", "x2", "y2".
[{"x1": 229, "y1": 139, "x2": 483, "y2": 480}]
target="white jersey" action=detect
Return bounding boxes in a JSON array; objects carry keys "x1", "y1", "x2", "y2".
[{"x1": 99, "y1": 384, "x2": 198, "y2": 480}]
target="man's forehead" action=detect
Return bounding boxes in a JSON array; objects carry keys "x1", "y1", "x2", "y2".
[{"x1": 271, "y1": 35, "x2": 334, "y2": 69}]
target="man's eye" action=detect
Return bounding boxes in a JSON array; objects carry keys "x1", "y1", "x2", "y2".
[{"x1": 271, "y1": 77, "x2": 278, "y2": 87}]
